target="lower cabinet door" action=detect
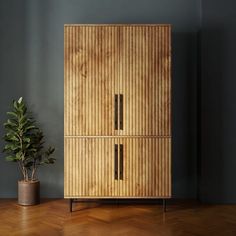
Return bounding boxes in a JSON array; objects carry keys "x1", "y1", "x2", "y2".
[
  {"x1": 64, "y1": 137, "x2": 171, "y2": 198},
  {"x1": 64, "y1": 137, "x2": 120, "y2": 198},
  {"x1": 118, "y1": 138, "x2": 171, "y2": 198}
]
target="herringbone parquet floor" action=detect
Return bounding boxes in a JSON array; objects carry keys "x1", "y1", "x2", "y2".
[{"x1": 0, "y1": 199, "x2": 235, "y2": 236}]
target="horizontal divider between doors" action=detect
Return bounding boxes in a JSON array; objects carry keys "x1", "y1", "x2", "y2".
[
  {"x1": 64, "y1": 196, "x2": 172, "y2": 199},
  {"x1": 64, "y1": 24, "x2": 171, "y2": 27},
  {"x1": 64, "y1": 135, "x2": 172, "y2": 138}
]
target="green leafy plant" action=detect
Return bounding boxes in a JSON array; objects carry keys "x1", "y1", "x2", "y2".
[{"x1": 3, "y1": 97, "x2": 55, "y2": 181}]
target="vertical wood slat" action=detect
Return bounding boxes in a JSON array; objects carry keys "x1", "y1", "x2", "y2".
[{"x1": 168, "y1": 26, "x2": 172, "y2": 135}]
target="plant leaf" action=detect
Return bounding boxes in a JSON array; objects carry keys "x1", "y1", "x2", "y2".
[
  {"x1": 7, "y1": 111, "x2": 18, "y2": 118},
  {"x1": 23, "y1": 137, "x2": 30, "y2": 143},
  {"x1": 18, "y1": 97, "x2": 23, "y2": 104},
  {"x1": 4, "y1": 143, "x2": 19, "y2": 151},
  {"x1": 25, "y1": 125, "x2": 36, "y2": 131},
  {"x1": 13, "y1": 100, "x2": 18, "y2": 110},
  {"x1": 16, "y1": 152, "x2": 23, "y2": 160},
  {"x1": 5, "y1": 156, "x2": 17, "y2": 162}
]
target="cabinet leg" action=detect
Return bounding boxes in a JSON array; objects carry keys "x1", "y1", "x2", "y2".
[
  {"x1": 163, "y1": 199, "x2": 166, "y2": 212},
  {"x1": 70, "y1": 199, "x2": 73, "y2": 212}
]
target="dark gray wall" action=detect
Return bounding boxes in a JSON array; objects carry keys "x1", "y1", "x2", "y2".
[
  {"x1": 0, "y1": 0, "x2": 200, "y2": 198},
  {"x1": 200, "y1": 0, "x2": 236, "y2": 203}
]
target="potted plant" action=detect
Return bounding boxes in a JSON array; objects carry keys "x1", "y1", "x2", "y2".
[{"x1": 2, "y1": 97, "x2": 55, "y2": 205}]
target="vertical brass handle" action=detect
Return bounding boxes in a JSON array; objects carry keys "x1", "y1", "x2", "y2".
[
  {"x1": 119, "y1": 94, "x2": 123, "y2": 130},
  {"x1": 114, "y1": 144, "x2": 118, "y2": 180},
  {"x1": 114, "y1": 95, "x2": 118, "y2": 130},
  {"x1": 119, "y1": 144, "x2": 123, "y2": 180}
]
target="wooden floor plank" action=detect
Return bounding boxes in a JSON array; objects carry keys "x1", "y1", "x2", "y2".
[{"x1": 0, "y1": 199, "x2": 235, "y2": 236}]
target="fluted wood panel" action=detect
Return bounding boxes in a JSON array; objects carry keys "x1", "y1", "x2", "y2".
[
  {"x1": 119, "y1": 26, "x2": 171, "y2": 136},
  {"x1": 64, "y1": 25, "x2": 172, "y2": 199},
  {"x1": 64, "y1": 26, "x2": 119, "y2": 136},
  {"x1": 64, "y1": 137, "x2": 171, "y2": 198},
  {"x1": 64, "y1": 138, "x2": 119, "y2": 198},
  {"x1": 119, "y1": 138, "x2": 171, "y2": 197}
]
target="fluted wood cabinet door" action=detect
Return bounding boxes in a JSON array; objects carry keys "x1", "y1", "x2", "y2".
[
  {"x1": 64, "y1": 137, "x2": 119, "y2": 198},
  {"x1": 64, "y1": 26, "x2": 119, "y2": 136},
  {"x1": 118, "y1": 138, "x2": 171, "y2": 198},
  {"x1": 119, "y1": 26, "x2": 171, "y2": 136}
]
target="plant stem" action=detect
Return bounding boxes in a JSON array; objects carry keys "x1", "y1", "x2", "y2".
[
  {"x1": 31, "y1": 164, "x2": 36, "y2": 180},
  {"x1": 19, "y1": 134, "x2": 28, "y2": 181},
  {"x1": 22, "y1": 166, "x2": 28, "y2": 181},
  {"x1": 17, "y1": 161, "x2": 24, "y2": 179}
]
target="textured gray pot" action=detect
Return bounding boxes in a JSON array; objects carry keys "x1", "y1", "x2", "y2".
[{"x1": 18, "y1": 180, "x2": 40, "y2": 205}]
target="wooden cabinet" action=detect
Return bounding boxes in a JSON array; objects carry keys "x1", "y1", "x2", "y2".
[{"x1": 64, "y1": 25, "x2": 171, "y2": 200}]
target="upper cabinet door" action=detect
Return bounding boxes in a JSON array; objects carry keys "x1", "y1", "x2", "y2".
[
  {"x1": 119, "y1": 26, "x2": 171, "y2": 136},
  {"x1": 64, "y1": 26, "x2": 120, "y2": 136}
]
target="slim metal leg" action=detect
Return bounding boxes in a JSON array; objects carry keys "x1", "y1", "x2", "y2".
[
  {"x1": 70, "y1": 199, "x2": 73, "y2": 212},
  {"x1": 163, "y1": 199, "x2": 166, "y2": 212}
]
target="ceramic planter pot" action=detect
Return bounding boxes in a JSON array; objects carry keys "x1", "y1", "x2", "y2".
[{"x1": 18, "y1": 180, "x2": 40, "y2": 205}]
